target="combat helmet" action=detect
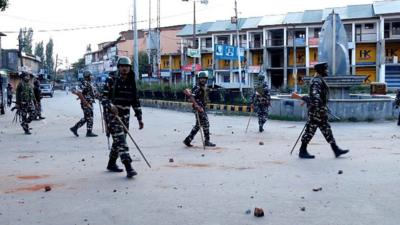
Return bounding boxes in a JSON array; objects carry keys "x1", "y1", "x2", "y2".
[{"x1": 117, "y1": 56, "x2": 132, "y2": 67}]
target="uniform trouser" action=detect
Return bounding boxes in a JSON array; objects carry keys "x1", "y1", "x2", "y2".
[
  {"x1": 20, "y1": 103, "x2": 35, "y2": 131},
  {"x1": 301, "y1": 113, "x2": 336, "y2": 145},
  {"x1": 108, "y1": 106, "x2": 132, "y2": 163},
  {"x1": 75, "y1": 105, "x2": 93, "y2": 131},
  {"x1": 35, "y1": 101, "x2": 42, "y2": 117},
  {"x1": 187, "y1": 111, "x2": 210, "y2": 141},
  {"x1": 398, "y1": 111, "x2": 400, "y2": 125},
  {"x1": 7, "y1": 95, "x2": 12, "y2": 107},
  {"x1": 256, "y1": 104, "x2": 269, "y2": 127}
]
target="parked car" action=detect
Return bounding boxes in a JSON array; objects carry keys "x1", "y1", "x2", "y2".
[{"x1": 40, "y1": 83, "x2": 54, "y2": 97}]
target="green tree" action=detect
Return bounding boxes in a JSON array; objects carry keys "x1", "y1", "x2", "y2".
[
  {"x1": 18, "y1": 27, "x2": 34, "y2": 54},
  {"x1": 138, "y1": 51, "x2": 149, "y2": 79},
  {"x1": 45, "y1": 38, "x2": 54, "y2": 76},
  {"x1": 0, "y1": 0, "x2": 9, "y2": 11},
  {"x1": 71, "y1": 58, "x2": 85, "y2": 78},
  {"x1": 34, "y1": 41, "x2": 45, "y2": 70},
  {"x1": 86, "y1": 44, "x2": 91, "y2": 52}
]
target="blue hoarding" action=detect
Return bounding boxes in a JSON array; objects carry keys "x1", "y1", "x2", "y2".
[{"x1": 214, "y1": 44, "x2": 244, "y2": 61}]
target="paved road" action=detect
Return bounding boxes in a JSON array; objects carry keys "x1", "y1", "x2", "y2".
[{"x1": 1, "y1": 91, "x2": 400, "y2": 225}]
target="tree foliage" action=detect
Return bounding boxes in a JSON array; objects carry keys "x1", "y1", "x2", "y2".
[
  {"x1": 138, "y1": 51, "x2": 149, "y2": 78},
  {"x1": 34, "y1": 41, "x2": 45, "y2": 69},
  {"x1": 18, "y1": 27, "x2": 34, "y2": 54},
  {"x1": 45, "y1": 38, "x2": 54, "y2": 76},
  {"x1": 0, "y1": 0, "x2": 9, "y2": 11}
]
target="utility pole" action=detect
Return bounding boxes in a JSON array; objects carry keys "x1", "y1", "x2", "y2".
[
  {"x1": 157, "y1": 0, "x2": 161, "y2": 84},
  {"x1": 234, "y1": 0, "x2": 243, "y2": 94},
  {"x1": 133, "y1": 0, "x2": 139, "y2": 81}
]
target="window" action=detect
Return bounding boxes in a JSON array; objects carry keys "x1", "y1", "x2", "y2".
[
  {"x1": 392, "y1": 22, "x2": 400, "y2": 35},
  {"x1": 313, "y1": 28, "x2": 321, "y2": 38},
  {"x1": 365, "y1": 23, "x2": 374, "y2": 30},
  {"x1": 205, "y1": 38, "x2": 212, "y2": 48}
]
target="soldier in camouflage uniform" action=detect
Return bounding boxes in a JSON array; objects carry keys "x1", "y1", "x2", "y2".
[
  {"x1": 102, "y1": 57, "x2": 144, "y2": 178},
  {"x1": 251, "y1": 75, "x2": 271, "y2": 132},
  {"x1": 298, "y1": 62, "x2": 349, "y2": 159},
  {"x1": 7, "y1": 83, "x2": 13, "y2": 107},
  {"x1": 70, "y1": 71, "x2": 98, "y2": 137},
  {"x1": 33, "y1": 79, "x2": 45, "y2": 120},
  {"x1": 15, "y1": 72, "x2": 36, "y2": 135},
  {"x1": 395, "y1": 89, "x2": 400, "y2": 126},
  {"x1": 183, "y1": 71, "x2": 216, "y2": 147}
]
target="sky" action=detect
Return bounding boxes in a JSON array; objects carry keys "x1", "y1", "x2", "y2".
[{"x1": 0, "y1": 0, "x2": 380, "y2": 68}]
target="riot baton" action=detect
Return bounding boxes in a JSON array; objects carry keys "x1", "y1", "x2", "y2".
[
  {"x1": 98, "y1": 101, "x2": 105, "y2": 133},
  {"x1": 115, "y1": 115, "x2": 151, "y2": 168},
  {"x1": 290, "y1": 123, "x2": 307, "y2": 155},
  {"x1": 195, "y1": 111, "x2": 206, "y2": 150},
  {"x1": 245, "y1": 110, "x2": 253, "y2": 133}
]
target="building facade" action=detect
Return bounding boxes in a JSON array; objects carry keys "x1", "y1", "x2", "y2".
[{"x1": 175, "y1": 1, "x2": 400, "y2": 90}]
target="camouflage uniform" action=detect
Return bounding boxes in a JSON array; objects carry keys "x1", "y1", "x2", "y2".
[
  {"x1": 183, "y1": 72, "x2": 216, "y2": 147},
  {"x1": 16, "y1": 79, "x2": 36, "y2": 134},
  {"x1": 71, "y1": 79, "x2": 97, "y2": 136},
  {"x1": 395, "y1": 89, "x2": 400, "y2": 126},
  {"x1": 186, "y1": 85, "x2": 211, "y2": 142},
  {"x1": 33, "y1": 80, "x2": 44, "y2": 119},
  {"x1": 251, "y1": 81, "x2": 271, "y2": 132},
  {"x1": 102, "y1": 70, "x2": 142, "y2": 173},
  {"x1": 298, "y1": 62, "x2": 348, "y2": 159},
  {"x1": 7, "y1": 84, "x2": 12, "y2": 107}
]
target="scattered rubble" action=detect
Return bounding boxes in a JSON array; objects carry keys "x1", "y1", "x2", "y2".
[
  {"x1": 259, "y1": 141, "x2": 264, "y2": 146},
  {"x1": 44, "y1": 186, "x2": 51, "y2": 192},
  {"x1": 313, "y1": 187, "x2": 322, "y2": 192},
  {"x1": 300, "y1": 207, "x2": 306, "y2": 211},
  {"x1": 254, "y1": 207, "x2": 264, "y2": 217},
  {"x1": 338, "y1": 170, "x2": 343, "y2": 175},
  {"x1": 245, "y1": 209, "x2": 251, "y2": 214},
  {"x1": 169, "y1": 158, "x2": 174, "y2": 163}
]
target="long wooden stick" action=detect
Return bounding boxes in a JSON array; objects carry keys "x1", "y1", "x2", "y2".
[
  {"x1": 115, "y1": 116, "x2": 151, "y2": 168},
  {"x1": 245, "y1": 110, "x2": 253, "y2": 133},
  {"x1": 196, "y1": 111, "x2": 206, "y2": 150}
]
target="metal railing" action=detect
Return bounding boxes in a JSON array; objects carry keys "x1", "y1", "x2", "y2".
[{"x1": 265, "y1": 38, "x2": 284, "y2": 47}]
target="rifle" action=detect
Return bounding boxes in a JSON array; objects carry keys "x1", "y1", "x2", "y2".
[
  {"x1": 72, "y1": 90, "x2": 91, "y2": 109},
  {"x1": 291, "y1": 92, "x2": 341, "y2": 121}
]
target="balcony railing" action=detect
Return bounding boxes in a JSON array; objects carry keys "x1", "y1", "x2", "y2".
[
  {"x1": 287, "y1": 38, "x2": 306, "y2": 46},
  {"x1": 265, "y1": 38, "x2": 284, "y2": 47},
  {"x1": 356, "y1": 32, "x2": 377, "y2": 42},
  {"x1": 249, "y1": 41, "x2": 262, "y2": 49}
]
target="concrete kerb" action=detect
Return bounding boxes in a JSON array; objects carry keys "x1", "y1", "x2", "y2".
[{"x1": 141, "y1": 98, "x2": 399, "y2": 122}]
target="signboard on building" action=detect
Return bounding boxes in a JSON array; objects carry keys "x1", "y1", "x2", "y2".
[
  {"x1": 214, "y1": 44, "x2": 244, "y2": 61},
  {"x1": 181, "y1": 64, "x2": 202, "y2": 72},
  {"x1": 247, "y1": 65, "x2": 261, "y2": 73},
  {"x1": 160, "y1": 71, "x2": 171, "y2": 77},
  {"x1": 187, "y1": 48, "x2": 200, "y2": 58},
  {"x1": 308, "y1": 38, "x2": 319, "y2": 46},
  {"x1": 356, "y1": 43, "x2": 376, "y2": 65}
]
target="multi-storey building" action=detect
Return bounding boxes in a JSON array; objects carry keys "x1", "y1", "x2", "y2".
[{"x1": 175, "y1": 1, "x2": 400, "y2": 90}]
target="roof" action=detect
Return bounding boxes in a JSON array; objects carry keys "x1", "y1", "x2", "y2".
[
  {"x1": 0, "y1": 32, "x2": 6, "y2": 36},
  {"x1": 374, "y1": 0, "x2": 400, "y2": 15},
  {"x1": 178, "y1": 1, "x2": 400, "y2": 35}
]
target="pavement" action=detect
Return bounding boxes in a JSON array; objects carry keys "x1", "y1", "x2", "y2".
[{"x1": 0, "y1": 91, "x2": 400, "y2": 225}]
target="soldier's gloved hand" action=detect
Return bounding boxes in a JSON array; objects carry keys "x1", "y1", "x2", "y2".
[
  {"x1": 138, "y1": 120, "x2": 144, "y2": 130},
  {"x1": 110, "y1": 104, "x2": 118, "y2": 115}
]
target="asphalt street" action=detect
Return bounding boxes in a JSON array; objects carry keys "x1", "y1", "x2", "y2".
[{"x1": 1, "y1": 91, "x2": 400, "y2": 225}]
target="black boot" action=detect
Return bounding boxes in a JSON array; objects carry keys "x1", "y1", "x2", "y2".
[
  {"x1": 86, "y1": 130, "x2": 98, "y2": 137},
  {"x1": 107, "y1": 157, "x2": 123, "y2": 172},
  {"x1": 331, "y1": 143, "x2": 349, "y2": 158},
  {"x1": 39, "y1": 116, "x2": 45, "y2": 120},
  {"x1": 70, "y1": 125, "x2": 79, "y2": 137},
  {"x1": 24, "y1": 128, "x2": 31, "y2": 135},
  {"x1": 299, "y1": 142, "x2": 315, "y2": 159},
  {"x1": 183, "y1": 137, "x2": 193, "y2": 147},
  {"x1": 123, "y1": 161, "x2": 138, "y2": 178},
  {"x1": 204, "y1": 140, "x2": 216, "y2": 147},
  {"x1": 259, "y1": 125, "x2": 264, "y2": 133}
]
